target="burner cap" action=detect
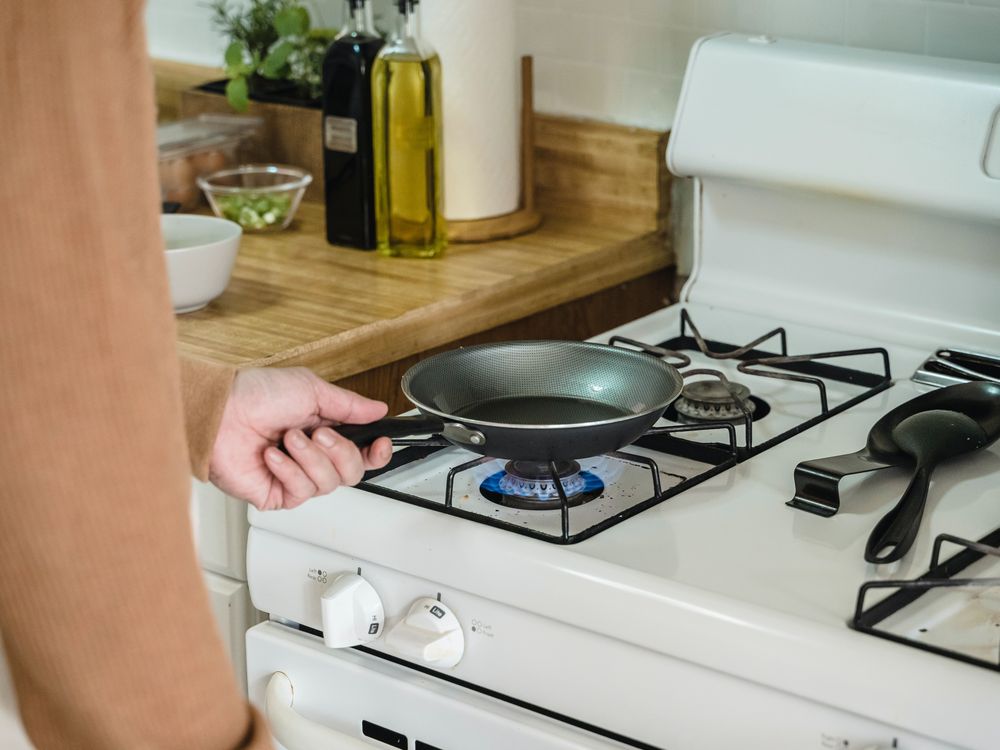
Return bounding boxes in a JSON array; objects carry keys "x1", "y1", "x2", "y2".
[
  {"x1": 480, "y1": 460, "x2": 604, "y2": 510},
  {"x1": 506, "y1": 460, "x2": 580, "y2": 481},
  {"x1": 674, "y1": 379, "x2": 757, "y2": 421}
]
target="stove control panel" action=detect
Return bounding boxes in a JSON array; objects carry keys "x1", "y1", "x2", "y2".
[
  {"x1": 385, "y1": 597, "x2": 465, "y2": 668},
  {"x1": 319, "y1": 571, "x2": 385, "y2": 649}
]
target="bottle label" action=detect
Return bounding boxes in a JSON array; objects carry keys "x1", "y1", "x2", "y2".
[{"x1": 324, "y1": 116, "x2": 358, "y2": 154}]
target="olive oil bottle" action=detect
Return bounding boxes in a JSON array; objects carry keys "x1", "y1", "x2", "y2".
[
  {"x1": 322, "y1": 0, "x2": 383, "y2": 249},
  {"x1": 372, "y1": 0, "x2": 446, "y2": 258}
]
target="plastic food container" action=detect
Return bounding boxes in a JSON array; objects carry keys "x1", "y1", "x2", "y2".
[
  {"x1": 197, "y1": 164, "x2": 312, "y2": 232},
  {"x1": 157, "y1": 115, "x2": 261, "y2": 211}
]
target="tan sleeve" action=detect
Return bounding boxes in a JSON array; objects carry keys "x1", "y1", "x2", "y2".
[
  {"x1": 0, "y1": 2, "x2": 271, "y2": 748},
  {"x1": 181, "y1": 357, "x2": 237, "y2": 481}
]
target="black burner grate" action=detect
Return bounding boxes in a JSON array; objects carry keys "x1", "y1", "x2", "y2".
[
  {"x1": 358, "y1": 309, "x2": 894, "y2": 543},
  {"x1": 852, "y1": 528, "x2": 1000, "y2": 672}
]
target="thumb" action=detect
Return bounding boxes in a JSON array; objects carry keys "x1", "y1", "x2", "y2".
[{"x1": 312, "y1": 378, "x2": 389, "y2": 425}]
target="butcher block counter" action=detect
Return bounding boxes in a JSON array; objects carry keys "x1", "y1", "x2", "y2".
[
  {"x1": 176, "y1": 202, "x2": 672, "y2": 411},
  {"x1": 163, "y1": 94, "x2": 676, "y2": 411}
]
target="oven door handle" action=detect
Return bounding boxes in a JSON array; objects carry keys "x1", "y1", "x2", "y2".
[{"x1": 265, "y1": 671, "x2": 373, "y2": 749}]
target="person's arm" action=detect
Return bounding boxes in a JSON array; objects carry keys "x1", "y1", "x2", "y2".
[
  {"x1": 181, "y1": 357, "x2": 238, "y2": 481},
  {"x1": 0, "y1": 1, "x2": 271, "y2": 747},
  {"x1": 180, "y1": 357, "x2": 394, "y2": 505}
]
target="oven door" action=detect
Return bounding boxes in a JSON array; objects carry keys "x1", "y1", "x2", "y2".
[{"x1": 247, "y1": 622, "x2": 639, "y2": 750}]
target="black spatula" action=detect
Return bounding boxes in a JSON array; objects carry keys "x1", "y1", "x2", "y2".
[{"x1": 864, "y1": 410, "x2": 993, "y2": 564}]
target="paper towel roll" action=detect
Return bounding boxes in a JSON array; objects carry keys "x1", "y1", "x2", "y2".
[{"x1": 421, "y1": 0, "x2": 520, "y2": 221}]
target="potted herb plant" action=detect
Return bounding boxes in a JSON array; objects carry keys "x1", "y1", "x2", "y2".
[{"x1": 207, "y1": 0, "x2": 338, "y2": 111}]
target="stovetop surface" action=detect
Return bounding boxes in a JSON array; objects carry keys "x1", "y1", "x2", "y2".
[
  {"x1": 579, "y1": 376, "x2": 1000, "y2": 625},
  {"x1": 248, "y1": 302, "x2": 1000, "y2": 735},
  {"x1": 252, "y1": 303, "x2": 1000, "y2": 621},
  {"x1": 580, "y1": 304, "x2": 1000, "y2": 621}
]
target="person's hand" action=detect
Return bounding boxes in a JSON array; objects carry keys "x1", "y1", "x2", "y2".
[{"x1": 208, "y1": 367, "x2": 393, "y2": 510}]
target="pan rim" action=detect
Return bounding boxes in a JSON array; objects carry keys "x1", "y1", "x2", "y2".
[{"x1": 400, "y1": 340, "x2": 684, "y2": 431}]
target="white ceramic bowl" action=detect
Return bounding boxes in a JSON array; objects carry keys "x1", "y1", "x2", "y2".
[{"x1": 161, "y1": 214, "x2": 242, "y2": 313}]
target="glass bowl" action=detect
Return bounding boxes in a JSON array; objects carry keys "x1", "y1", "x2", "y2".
[{"x1": 197, "y1": 164, "x2": 312, "y2": 232}]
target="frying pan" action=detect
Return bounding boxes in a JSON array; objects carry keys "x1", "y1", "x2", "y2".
[{"x1": 335, "y1": 340, "x2": 685, "y2": 461}]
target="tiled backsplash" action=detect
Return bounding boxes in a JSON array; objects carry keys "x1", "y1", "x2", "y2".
[
  {"x1": 517, "y1": 0, "x2": 1000, "y2": 128},
  {"x1": 148, "y1": 0, "x2": 1000, "y2": 129}
]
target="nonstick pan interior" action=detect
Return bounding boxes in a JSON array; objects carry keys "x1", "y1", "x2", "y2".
[{"x1": 402, "y1": 340, "x2": 683, "y2": 427}]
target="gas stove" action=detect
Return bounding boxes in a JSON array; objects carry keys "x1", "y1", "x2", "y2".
[
  {"x1": 357, "y1": 306, "x2": 892, "y2": 544},
  {"x1": 246, "y1": 35, "x2": 1000, "y2": 750}
]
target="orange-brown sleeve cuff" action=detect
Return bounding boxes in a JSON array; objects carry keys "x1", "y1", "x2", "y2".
[{"x1": 180, "y1": 357, "x2": 237, "y2": 481}]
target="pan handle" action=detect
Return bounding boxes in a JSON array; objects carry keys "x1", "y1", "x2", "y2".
[
  {"x1": 864, "y1": 466, "x2": 931, "y2": 564},
  {"x1": 278, "y1": 416, "x2": 485, "y2": 454},
  {"x1": 787, "y1": 449, "x2": 898, "y2": 517},
  {"x1": 332, "y1": 416, "x2": 448, "y2": 448},
  {"x1": 277, "y1": 416, "x2": 446, "y2": 454}
]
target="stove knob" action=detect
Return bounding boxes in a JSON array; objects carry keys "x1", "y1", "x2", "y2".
[
  {"x1": 385, "y1": 597, "x2": 465, "y2": 668},
  {"x1": 319, "y1": 572, "x2": 385, "y2": 649}
]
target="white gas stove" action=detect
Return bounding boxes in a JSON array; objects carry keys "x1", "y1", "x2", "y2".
[{"x1": 246, "y1": 35, "x2": 1000, "y2": 750}]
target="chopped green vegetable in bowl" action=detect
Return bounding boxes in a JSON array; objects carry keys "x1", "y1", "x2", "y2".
[
  {"x1": 215, "y1": 192, "x2": 293, "y2": 231},
  {"x1": 197, "y1": 164, "x2": 311, "y2": 232}
]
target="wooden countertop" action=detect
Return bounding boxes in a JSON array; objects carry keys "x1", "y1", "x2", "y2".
[{"x1": 175, "y1": 201, "x2": 672, "y2": 381}]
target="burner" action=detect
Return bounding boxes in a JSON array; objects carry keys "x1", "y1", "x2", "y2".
[
  {"x1": 674, "y1": 380, "x2": 758, "y2": 421},
  {"x1": 480, "y1": 460, "x2": 605, "y2": 510}
]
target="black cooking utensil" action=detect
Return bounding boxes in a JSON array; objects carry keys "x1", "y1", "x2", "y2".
[
  {"x1": 864, "y1": 409, "x2": 993, "y2": 564},
  {"x1": 788, "y1": 419, "x2": 910, "y2": 517},
  {"x1": 321, "y1": 340, "x2": 684, "y2": 462},
  {"x1": 789, "y1": 381, "x2": 1000, "y2": 517}
]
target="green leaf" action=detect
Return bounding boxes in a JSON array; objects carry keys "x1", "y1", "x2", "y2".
[
  {"x1": 226, "y1": 75, "x2": 249, "y2": 112},
  {"x1": 274, "y1": 6, "x2": 309, "y2": 37},
  {"x1": 224, "y1": 40, "x2": 245, "y2": 68},
  {"x1": 260, "y1": 40, "x2": 295, "y2": 78}
]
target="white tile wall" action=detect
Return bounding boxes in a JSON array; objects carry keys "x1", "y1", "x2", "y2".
[
  {"x1": 516, "y1": 0, "x2": 1000, "y2": 129},
  {"x1": 147, "y1": 0, "x2": 1000, "y2": 129}
]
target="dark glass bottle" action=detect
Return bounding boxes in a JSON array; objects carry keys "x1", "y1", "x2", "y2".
[{"x1": 322, "y1": 0, "x2": 384, "y2": 249}]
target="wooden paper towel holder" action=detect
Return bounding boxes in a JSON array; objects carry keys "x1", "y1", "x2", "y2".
[{"x1": 447, "y1": 56, "x2": 543, "y2": 244}]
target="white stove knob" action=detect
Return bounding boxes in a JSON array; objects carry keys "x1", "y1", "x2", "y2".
[
  {"x1": 319, "y1": 572, "x2": 385, "y2": 649},
  {"x1": 385, "y1": 597, "x2": 465, "y2": 668}
]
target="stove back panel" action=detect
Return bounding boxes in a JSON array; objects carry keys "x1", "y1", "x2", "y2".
[
  {"x1": 668, "y1": 34, "x2": 1000, "y2": 352},
  {"x1": 686, "y1": 180, "x2": 1000, "y2": 353},
  {"x1": 669, "y1": 34, "x2": 1000, "y2": 224}
]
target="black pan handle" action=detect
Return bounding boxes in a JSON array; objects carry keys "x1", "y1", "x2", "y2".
[
  {"x1": 278, "y1": 415, "x2": 446, "y2": 454},
  {"x1": 864, "y1": 465, "x2": 931, "y2": 564},
  {"x1": 788, "y1": 449, "x2": 898, "y2": 517},
  {"x1": 334, "y1": 416, "x2": 446, "y2": 447}
]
